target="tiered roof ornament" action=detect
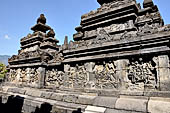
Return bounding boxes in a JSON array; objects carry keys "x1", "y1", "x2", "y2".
[
  {"x1": 31, "y1": 14, "x2": 51, "y2": 33},
  {"x1": 8, "y1": 14, "x2": 62, "y2": 88},
  {"x1": 143, "y1": 0, "x2": 154, "y2": 8}
]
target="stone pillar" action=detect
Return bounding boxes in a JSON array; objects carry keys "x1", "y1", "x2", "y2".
[
  {"x1": 114, "y1": 59, "x2": 129, "y2": 90},
  {"x1": 64, "y1": 64, "x2": 70, "y2": 87},
  {"x1": 37, "y1": 67, "x2": 46, "y2": 88},
  {"x1": 85, "y1": 62, "x2": 95, "y2": 88},
  {"x1": 157, "y1": 55, "x2": 170, "y2": 91}
]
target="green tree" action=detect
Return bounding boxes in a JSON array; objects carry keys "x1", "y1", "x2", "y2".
[{"x1": 0, "y1": 63, "x2": 7, "y2": 78}]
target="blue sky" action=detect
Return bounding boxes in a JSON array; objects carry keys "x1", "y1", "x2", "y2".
[{"x1": 0, "y1": 0, "x2": 169, "y2": 55}]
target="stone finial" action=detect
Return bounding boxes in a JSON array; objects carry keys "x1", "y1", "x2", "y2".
[
  {"x1": 64, "y1": 36, "x2": 68, "y2": 45},
  {"x1": 37, "y1": 14, "x2": 46, "y2": 24},
  {"x1": 143, "y1": 0, "x2": 154, "y2": 8},
  {"x1": 31, "y1": 14, "x2": 51, "y2": 33}
]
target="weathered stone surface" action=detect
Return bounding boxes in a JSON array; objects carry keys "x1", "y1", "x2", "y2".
[
  {"x1": 25, "y1": 89, "x2": 42, "y2": 97},
  {"x1": 50, "y1": 93, "x2": 65, "y2": 101},
  {"x1": 115, "y1": 97, "x2": 148, "y2": 112},
  {"x1": 63, "y1": 94, "x2": 78, "y2": 103},
  {"x1": 84, "y1": 105, "x2": 106, "y2": 113},
  {"x1": 76, "y1": 95, "x2": 96, "y2": 105},
  {"x1": 148, "y1": 97, "x2": 170, "y2": 113},
  {"x1": 144, "y1": 91, "x2": 170, "y2": 98},
  {"x1": 93, "y1": 96, "x2": 117, "y2": 108},
  {"x1": 105, "y1": 108, "x2": 144, "y2": 113},
  {"x1": 30, "y1": 100, "x2": 42, "y2": 107},
  {"x1": 40, "y1": 92, "x2": 53, "y2": 99},
  {"x1": 120, "y1": 91, "x2": 144, "y2": 96}
]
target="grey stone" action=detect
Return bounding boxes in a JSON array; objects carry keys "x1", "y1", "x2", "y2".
[
  {"x1": 93, "y1": 96, "x2": 117, "y2": 108},
  {"x1": 120, "y1": 91, "x2": 144, "y2": 96},
  {"x1": 76, "y1": 95, "x2": 96, "y2": 105},
  {"x1": 105, "y1": 108, "x2": 144, "y2": 113},
  {"x1": 30, "y1": 101, "x2": 42, "y2": 107},
  {"x1": 148, "y1": 97, "x2": 170, "y2": 113},
  {"x1": 63, "y1": 94, "x2": 78, "y2": 103},
  {"x1": 40, "y1": 92, "x2": 53, "y2": 99},
  {"x1": 115, "y1": 97, "x2": 148, "y2": 112},
  {"x1": 50, "y1": 93, "x2": 65, "y2": 101},
  {"x1": 84, "y1": 105, "x2": 106, "y2": 113}
]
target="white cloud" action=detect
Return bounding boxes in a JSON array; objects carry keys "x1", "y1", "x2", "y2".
[{"x1": 4, "y1": 35, "x2": 10, "y2": 40}]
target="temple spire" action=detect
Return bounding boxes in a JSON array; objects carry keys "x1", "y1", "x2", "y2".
[
  {"x1": 31, "y1": 14, "x2": 51, "y2": 33},
  {"x1": 37, "y1": 14, "x2": 46, "y2": 24},
  {"x1": 143, "y1": 0, "x2": 154, "y2": 8}
]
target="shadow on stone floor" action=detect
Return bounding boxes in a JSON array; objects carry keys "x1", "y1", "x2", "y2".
[
  {"x1": 0, "y1": 95, "x2": 24, "y2": 113},
  {"x1": 0, "y1": 95, "x2": 83, "y2": 113},
  {"x1": 72, "y1": 108, "x2": 82, "y2": 113},
  {"x1": 34, "y1": 102, "x2": 52, "y2": 113}
]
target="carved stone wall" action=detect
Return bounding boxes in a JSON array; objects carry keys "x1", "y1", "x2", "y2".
[
  {"x1": 63, "y1": 60, "x2": 118, "y2": 89},
  {"x1": 8, "y1": 68, "x2": 39, "y2": 86}
]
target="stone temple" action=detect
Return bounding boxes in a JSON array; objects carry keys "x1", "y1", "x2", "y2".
[{"x1": 1, "y1": 0, "x2": 170, "y2": 113}]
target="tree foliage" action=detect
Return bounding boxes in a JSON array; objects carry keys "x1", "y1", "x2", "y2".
[{"x1": 0, "y1": 63, "x2": 7, "y2": 78}]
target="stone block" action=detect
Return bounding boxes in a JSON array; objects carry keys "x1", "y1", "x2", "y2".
[
  {"x1": 115, "y1": 97, "x2": 148, "y2": 112},
  {"x1": 28, "y1": 106, "x2": 36, "y2": 113},
  {"x1": 84, "y1": 105, "x2": 106, "y2": 113},
  {"x1": 144, "y1": 91, "x2": 170, "y2": 98},
  {"x1": 158, "y1": 55, "x2": 169, "y2": 68},
  {"x1": 52, "y1": 106, "x2": 67, "y2": 113},
  {"x1": 33, "y1": 91, "x2": 42, "y2": 97},
  {"x1": 120, "y1": 91, "x2": 144, "y2": 96},
  {"x1": 50, "y1": 93, "x2": 65, "y2": 101},
  {"x1": 148, "y1": 97, "x2": 170, "y2": 113},
  {"x1": 24, "y1": 99, "x2": 32, "y2": 106},
  {"x1": 63, "y1": 94, "x2": 78, "y2": 103},
  {"x1": 7, "y1": 88, "x2": 16, "y2": 93},
  {"x1": 76, "y1": 95, "x2": 96, "y2": 105},
  {"x1": 18, "y1": 89, "x2": 26, "y2": 94},
  {"x1": 105, "y1": 108, "x2": 144, "y2": 113},
  {"x1": 93, "y1": 96, "x2": 117, "y2": 108},
  {"x1": 97, "y1": 90, "x2": 119, "y2": 97},
  {"x1": 23, "y1": 105, "x2": 30, "y2": 113},
  {"x1": 40, "y1": 92, "x2": 53, "y2": 99},
  {"x1": 25, "y1": 89, "x2": 33, "y2": 96},
  {"x1": 30, "y1": 101, "x2": 42, "y2": 107}
]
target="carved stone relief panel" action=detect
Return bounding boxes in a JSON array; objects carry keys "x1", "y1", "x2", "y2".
[
  {"x1": 8, "y1": 68, "x2": 39, "y2": 85},
  {"x1": 84, "y1": 30, "x2": 97, "y2": 38},
  {"x1": 65, "y1": 60, "x2": 118, "y2": 89},
  {"x1": 45, "y1": 69, "x2": 64, "y2": 87},
  {"x1": 127, "y1": 58, "x2": 157, "y2": 90},
  {"x1": 136, "y1": 12, "x2": 161, "y2": 23},
  {"x1": 9, "y1": 50, "x2": 40, "y2": 62},
  {"x1": 93, "y1": 62, "x2": 117, "y2": 89}
]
